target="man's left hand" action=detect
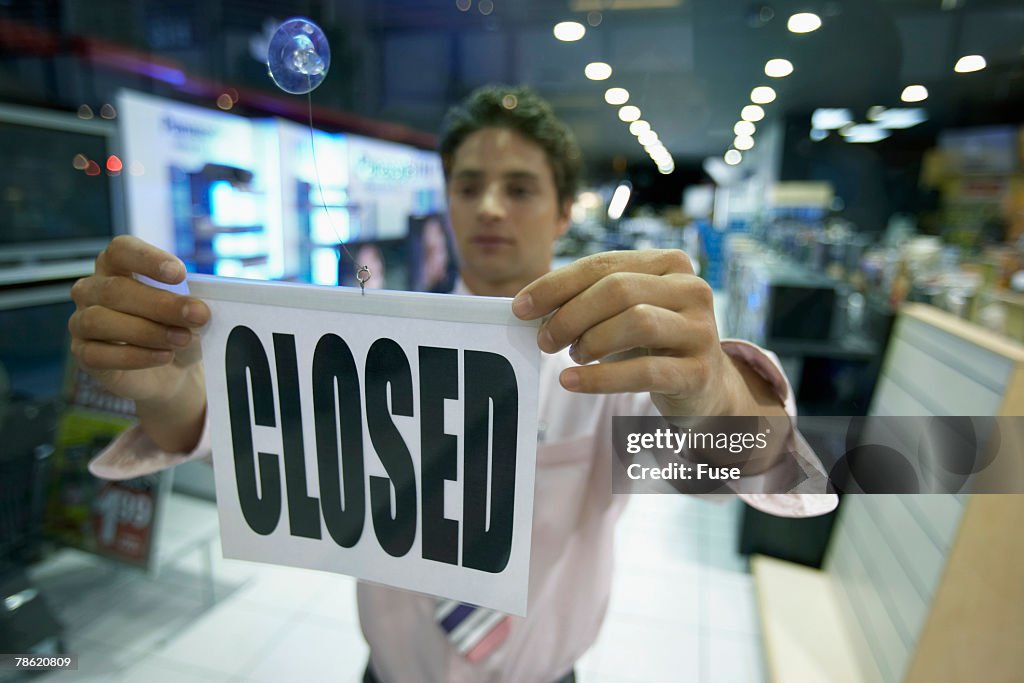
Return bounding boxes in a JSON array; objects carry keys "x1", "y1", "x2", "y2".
[{"x1": 511, "y1": 249, "x2": 782, "y2": 417}]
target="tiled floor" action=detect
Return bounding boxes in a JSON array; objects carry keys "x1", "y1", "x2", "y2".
[{"x1": 24, "y1": 492, "x2": 766, "y2": 683}]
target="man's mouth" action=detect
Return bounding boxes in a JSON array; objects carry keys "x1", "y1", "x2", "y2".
[{"x1": 471, "y1": 235, "x2": 514, "y2": 247}]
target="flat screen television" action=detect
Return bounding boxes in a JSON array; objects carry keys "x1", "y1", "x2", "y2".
[{"x1": 0, "y1": 103, "x2": 120, "y2": 267}]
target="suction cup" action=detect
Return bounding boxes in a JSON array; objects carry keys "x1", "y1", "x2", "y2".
[{"x1": 267, "y1": 17, "x2": 331, "y2": 94}]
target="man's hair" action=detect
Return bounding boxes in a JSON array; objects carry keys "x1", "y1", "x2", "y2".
[{"x1": 438, "y1": 85, "x2": 582, "y2": 208}]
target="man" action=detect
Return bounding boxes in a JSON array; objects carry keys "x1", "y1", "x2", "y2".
[{"x1": 71, "y1": 85, "x2": 834, "y2": 682}]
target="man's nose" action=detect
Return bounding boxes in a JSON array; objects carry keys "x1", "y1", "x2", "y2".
[{"x1": 478, "y1": 183, "x2": 506, "y2": 221}]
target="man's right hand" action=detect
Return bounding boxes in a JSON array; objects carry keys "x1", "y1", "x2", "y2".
[{"x1": 69, "y1": 235, "x2": 210, "y2": 452}]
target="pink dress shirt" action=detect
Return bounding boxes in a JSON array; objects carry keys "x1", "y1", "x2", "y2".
[{"x1": 88, "y1": 284, "x2": 837, "y2": 683}]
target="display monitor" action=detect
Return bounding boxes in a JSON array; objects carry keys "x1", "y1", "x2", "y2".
[
  {"x1": 0, "y1": 104, "x2": 119, "y2": 264},
  {"x1": 407, "y1": 214, "x2": 457, "y2": 294},
  {"x1": 336, "y1": 238, "x2": 410, "y2": 292}
]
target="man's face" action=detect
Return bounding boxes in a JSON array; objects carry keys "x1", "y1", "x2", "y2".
[{"x1": 446, "y1": 127, "x2": 570, "y2": 297}]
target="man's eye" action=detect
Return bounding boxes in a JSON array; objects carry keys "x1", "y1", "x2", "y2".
[
  {"x1": 456, "y1": 185, "x2": 480, "y2": 197},
  {"x1": 508, "y1": 186, "x2": 533, "y2": 198}
]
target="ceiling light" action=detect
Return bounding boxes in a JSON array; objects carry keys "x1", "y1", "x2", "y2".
[
  {"x1": 554, "y1": 22, "x2": 586, "y2": 42},
  {"x1": 787, "y1": 12, "x2": 822, "y2": 33},
  {"x1": 844, "y1": 124, "x2": 890, "y2": 143},
  {"x1": 605, "y1": 87, "x2": 629, "y2": 105},
  {"x1": 954, "y1": 55, "x2": 986, "y2": 73},
  {"x1": 576, "y1": 191, "x2": 602, "y2": 210},
  {"x1": 741, "y1": 105, "x2": 765, "y2": 122},
  {"x1": 811, "y1": 108, "x2": 853, "y2": 130},
  {"x1": 901, "y1": 85, "x2": 928, "y2": 103},
  {"x1": 629, "y1": 120, "x2": 651, "y2": 136},
  {"x1": 874, "y1": 108, "x2": 928, "y2": 129},
  {"x1": 810, "y1": 128, "x2": 828, "y2": 141},
  {"x1": 724, "y1": 149, "x2": 742, "y2": 165},
  {"x1": 585, "y1": 62, "x2": 612, "y2": 80},
  {"x1": 867, "y1": 105, "x2": 887, "y2": 121},
  {"x1": 619, "y1": 105, "x2": 641, "y2": 122},
  {"x1": 637, "y1": 130, "x2": 659, "y2": 146},
  {"x1": 751, "y1": 86, "x2": 776, "y2": 104},
  {"x1": 607, "y1": 182, "x2": 631, "y2": 221},
  {"x1": 764, "y1": 59, "x2": 794, "y2": 78},
  {"x1": 734, "y1": 135, "x2": 755, "y2": 151},
  {"x1": 734, "y1": 121, "x2": 756, "y2": 136}
]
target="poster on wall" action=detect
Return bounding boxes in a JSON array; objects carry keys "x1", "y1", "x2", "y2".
[
  {"x1": 275, "y1": 119, "x2": 352, "y2": 285},
  {"x1": 45, "y1": 408, "x2": 168, "y2": 569},
  {"x1": 190, "y1": 275, "x2": 540, "y2": 615},
  {"x1": 45, "y1": 352, "x2": 168, "y2": 569},
  {"x1": 346, "y1": 134, "x2": 446, "y2": 240},
  {"x1": 117, "y1": 89, "x2": 282, "y2": 280},
  {"x1": 118, "y1": 90, "x2": 446, "y2": 286},
  {"x1": 408, "y1": 214, "x2": 457, "y2": 294}
]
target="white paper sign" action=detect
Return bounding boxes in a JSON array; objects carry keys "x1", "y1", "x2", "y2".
[{"x1": 189, "y1": 275, "x2": 540, "y2": 615}]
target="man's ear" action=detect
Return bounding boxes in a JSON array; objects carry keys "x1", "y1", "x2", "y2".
[{"x1": 555, "y1": 198, "x2": 573, "y2": 237}]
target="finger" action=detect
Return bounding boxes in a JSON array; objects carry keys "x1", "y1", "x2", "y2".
[
  {"x1": 569, "y1": 304, "x2": 716, "y2": 365},
  {"x1": 512, "y1": 249, "x2": 694, "y2": 320},
  {"x1": 539, "y1": 272, "x2": 712, "y2": 353},
  {"x1": 559, "y1": 354, "x2": 710, "y2": 397},
  {"x1": 96, "y1": 235, "x2": 185, "y2": 284},
  {"x1": 71, "y1": 275, "x2": 209, "y2": 328},
  {"x1": 72, "y1": 339, "x2": 175, "y2": 371},
  {"x1": 70, "y1": 306, "x2": 195, "y2": 350}
]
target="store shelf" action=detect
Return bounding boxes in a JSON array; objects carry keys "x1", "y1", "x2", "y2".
[
  {"x1": 752, "y1": 554, "x2": 869, "y2": 683},
  {"x1": 0, "y1": 260, "x2": 94, "y2": 287},
  {"x1": 0, "y1": 283, "x2": 73, "y2": 311},
  {"x1": 872, "y1": 303, "x2": 1024, "y2": 415},
  {"x1": 765, "y1": 333, "x2": 878, "y2": 361}
]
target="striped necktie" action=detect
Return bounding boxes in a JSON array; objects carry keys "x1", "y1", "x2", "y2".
[{"x1": 435, "y1": 599, "x2": 512, "y2": 662}]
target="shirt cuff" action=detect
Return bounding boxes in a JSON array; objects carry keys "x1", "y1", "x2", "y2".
[
  {"x1": 720, "y1": 339, "x2": 795, "y2": 416},
  {"x1": 719, "y1": 339, "x2": 839, "y2": 517},
  {"x1": 88, "y1": 419, "x2": 212, "y2": 481}
]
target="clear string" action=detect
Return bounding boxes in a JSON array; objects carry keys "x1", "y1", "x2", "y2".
[{"x1": 305, "y1": 81, "x2": 369, "y2": 294}]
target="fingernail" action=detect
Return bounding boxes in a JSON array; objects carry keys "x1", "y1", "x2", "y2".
[
  {"x1": 561, "y1": 370, "x2": 580, "y2": 390},
  {"x1": 167, "y1": 329, "x2": 191, "y2": 346},
  {"x1": 511, "y1": 293, "x2": 533, "y2": 318},
  {"x1": 568, "y1": 344, "x2": 584, "y2": 364},
  {"x1": 538, "y1": 328, "x2": 554, "y2": 352},
  {"x1": 160, "y1": 260, "x2": 183, "y2": 281},
  {"x1": 152, "y1": 350, "x2": 173, "y2": 363},
  {"x1": 182, "y1": 302, "x2": 206, "y2": 324}
]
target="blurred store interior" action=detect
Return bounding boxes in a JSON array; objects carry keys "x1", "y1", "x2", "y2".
[{"x1": 1, "y1": 0, "x2": 1023, "y2": 681}]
